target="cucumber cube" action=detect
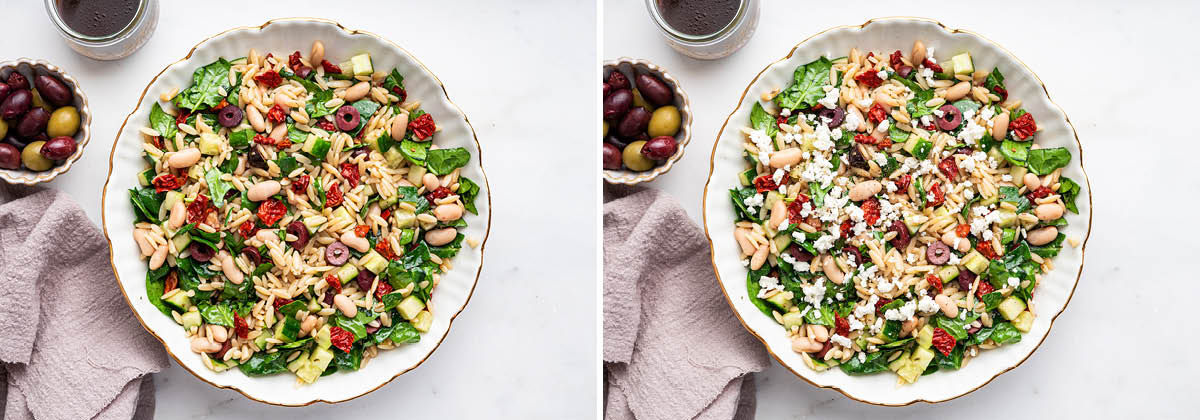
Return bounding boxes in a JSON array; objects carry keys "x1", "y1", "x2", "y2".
[
  {"x1": 303, "y1": 134, "x2": 331, "y2": 160},
  {"x1": 1010, "y1": 166, "x2": 1028, "y2": 187},
  {"x1": 286, "y1": 350, "x2": 310, "y2": 373},
  {"x1": 181, "y1": 311, "x2": 202, "y2": 329},
  {"x1": 413, "y1": 311, "x2": 433, "y2": 332},
  {"x1": 273, "y1": 317, "x2": 300, "y2": 343},
  {"x1": 781, "y1": 312, "x2": 805, "y2": 330},
  {"x1": 397, "y1": 296, "x2": 425, "y2": 321},
  {"x1": 765, "y1": 291, "x2": 792, "y2": 312},
  {"x1": 916, "y1": 325, "x2": 933, "y2": 349},
  {"x1": 899, "y1": 347, "x2": 936, "y2": 383},
  {"x1": 996, "y1": 209, "x2": 1017, "y2": 227},
  {"x1": 350, "y1": 53, "x2": 373, "y2": 76},
  {"x1": 360, "y1": 251, "x2": 389, "y2": 274},
  {"x1": 303, "y1": 215, "x2": 327, "y2": 233},
  {"x1": 336, "y1": 265, "x2": 359, "y2": 283},
  {"x1": 962, "y1": 250, "x2": 989, "y2": 274},
  {"x1": 392, "y1": 208, "x2": 416, "y2": 228},
  {"x1": 937, "y1": 265, "x2": 960, "y2": 282},
  {"x1": 406, "y1": 165, "x2": 426, "y2": 186},
  {"x1": 198, "y1": 132, "x2": 223, "y2": 155},
  {"x1": 997, "y1": 296, "x2": 1027, "y2": 321},
  {"x1": 952, "y1": 52, "x2": 974, "y2": 75},
  {"x1": 1013, "y1": 311, "x2": 1034, "y2": 332},
  {"x1": 314, "y1": 325, "x2": 331, "y2": 349},
  {"x1": 296, "y1": 347, "x2": 335, "y2": 383},
  {"x1": 888, "y1": 351, "x2": 911, "y2": 373},
  {"x1": 163, "y1": 289, "x2": 191, "y2": 312},
  {"x1": 738, "y1": 169, "x2": 756, "y2": 187},
  {"x1": 138, "y1": 168, "x2": 155, "y2": 187}
]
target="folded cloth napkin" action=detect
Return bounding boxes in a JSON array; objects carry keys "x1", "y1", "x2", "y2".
[
  {"x1": 0, "y1": 184, "x2": 167, "y2": 420},
  {"x1": 604, "y1": 185, "x2": 769, "y2": 420}
]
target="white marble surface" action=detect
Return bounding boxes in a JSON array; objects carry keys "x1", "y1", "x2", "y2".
[
  {"x1": 606, "y1": 0, "x2": 1197, "y2": 418},
  {"x1": 1, "y1": 0, "x2": 597, "y2": 418}
]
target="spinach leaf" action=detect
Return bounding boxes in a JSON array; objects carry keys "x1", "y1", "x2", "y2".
[
  {"x1": 390, "y1": 322, "x2": 421, "y2": 344},
  {"x1": 1026, "y1": 147, "x2": 1071, "y2": 175},
  {"x1": 145, "y1": 266, "x2": 172, "y2": 317},
  {"x1": 218, "y1": 156, "x2": 239, "y2": 174},
  {"x1": 998, "y1": 186, "x2": 1032, "y2": 213},
  {"x1": 457, "y1": 177, "x2": 481, "y2": 215},
  {"x1": 745, "y1": 266, "x2": 773, "y2": 316},
  {"x1": 999, "y1": 139, "x2": 1030, "y2": 166},
  {"x1": 399, "y1": 139, "x2": 430, "y2": 165},
  {"x1": 276, "y1": 153, "x2": 300, "y2": 176},
  {"x1": 276, "y1": 300, "x2": 307, "y2": 319},
  {"x1": 204, "y1": 168, "x2": 233, "y2": 208},
  {"x1": 989, "y1": 321, "x2": 1022, "y2": 344},
  {"x1": 228, "y1": 129, "x2": 253, "y2": 149},
  {"x1": 277, "y1": 337, "x2": 313, "y2": 349},
  {"x1": 333, "y1": 345, "x2": 363, "y2": 371},
  {"x1": 911, "y1": 139, "x2": 932, "y2": 160},
  {"x1": 396, "y1": 186, "x2": 431, "y2": 214},
  {"x1": 729, "y1": 187, "x2": 761, "y2": 223},
  {"x1": 802, "y1": 305, "x2": 835, "y2": 327},
  {"x1": 914, "y1": 177, "x2": 926, "y2": 208},
  {"x1": 1059, "y1": 177, "x2": 1081, "y2": 214},
  {"x1": 430, "y1": 233, "x2": 465, "y2": 259},
  {"x1": 774, "y1": 57, "x2": 833, "y2": 110},
  {"x1": 348, "y1": 100, "x2": 381, "y2": 137},
  {"x1": 952, "y1": 99, "x2": 981, "y2": 116},
  {"x1": 197, "y1": 302, "x2": 234, "y2": 327},
  {"x1": 172, "y1": 58, "x2": 232, "y2": 111},
  {"x1": 382, "y1": 69, "x2": 405, "y2": 94},
  {"x1": 425, "y1": 147, "x2": 471, "y2": 175},
  {"x1": 882, "y1": 320, "x2": 902, "y2": 341},
  {"x1": 239, "y1": 351, "x2": 290, "y2": 376},
  {"x1": 749, "y1": 102, "x2": 778, "y2": 138},
  {"x1": 1031, "y1": 233, "x2": 1066, "y2": 258},
  {"x1": 839, "y1": 350, "x2": 892, "y2": 375},
  {"x1": 149, "y1": 102, "x2": 178, "y2": 140},
  {"x1": 809, "y1": 182, "x2": 830, "y2": 207},
  {"x1": 933, "y1": 313, "x2": 980, "y2": 340},
  {"x1": 981, "y1": 292, "x2": 1006, "y2": 311},
  {"x1": 220, "y1": 271, "x2": 254, "y2": 301},
  {"x1": 888, "y1": 124, "x2": 910, "y2": 147},
  {"x1": 226, "y1": 70, "x2": 242, "y2": 106},
  {"x1": 333, "y1": 314, "x2": 368, "y2": 340},
  {"x1": 904, "y1": 81, "x2": 936, "y2": 119},
  {"x1": 128, "y1": 187, "x2": 164, "y2": 224},
  {"x1": 935, "y1": 344, "x2": 964, "y2": 370},
  {"x1": 984, "y1": 67, "x2": 1005, "y2": 91},
  {"x1": 879, "y1": 337, "x2": 913, "y2": 349}
]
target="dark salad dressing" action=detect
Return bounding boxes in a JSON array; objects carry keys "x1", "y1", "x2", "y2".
[
  {"x1": 657, "y1": 0, "x2": 739, "y2": 36},
  {"x1": 55, "y1": 0, "x2": 139, "y2": 38}
]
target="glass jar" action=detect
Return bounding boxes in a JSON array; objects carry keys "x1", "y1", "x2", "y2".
[
  {"x1": 643, "y1": 0, "x2": 760, "y2": 60},
  {"x1": 44, "y1": 0, "x2": 159, "y2": 61}
]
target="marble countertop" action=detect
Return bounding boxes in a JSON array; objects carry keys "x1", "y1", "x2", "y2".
[
  {"x1": 606, "y1": 0, "x2": 1197, "y2": 418},
  {"x1": 1, "y1": 0, "x2": 596, "y2": 417}
]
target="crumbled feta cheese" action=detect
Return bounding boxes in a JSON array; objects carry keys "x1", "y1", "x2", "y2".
[
  {"x1": 757, "y1": 276, "x2": 783, "y2": 298},
  {"x1": 876, "y1": 70, "x2": 888, "y2": 80},
  {"x1": 842, "y1": 107, "x2": 863, "y2": 131},
  {"x1": 818, "y1": 86, "x2": 841, "y2": 109},
  {"x1": 814, "y1": 234, "x2": 837, "y2": 252},
  {"x1": 848, "y1": 315, "x2": 865, "y2": 331},
  {"x1": 884, "y1": 300, "x2": 918, "y2": 321},
  {"x1": 918, "y1": 295, "x2": 939, "y2": 314},
  {"x1": 801, "y1": 278, "x2": 826, "y2": 308},
  {"x1": 1007, "y1": 277, "x2": 1020, "y2": 288},
  {"x1": 830, "y1": 334, "x2": 853, "y2": 348}
]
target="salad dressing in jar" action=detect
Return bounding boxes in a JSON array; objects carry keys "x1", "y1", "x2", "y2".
[
  {"x1": 44, "y1": 0, "x2": 159, "y2": 60},
  {"x1": 644, "y1": 0, "x2": 759, "y2": 60}
]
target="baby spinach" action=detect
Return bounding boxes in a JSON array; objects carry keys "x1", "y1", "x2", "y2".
[
  {"x1": 888, "y1": 125, "x2": 910, "y2": 147},
  {"x1": 1058, "y1": 177, "x2": 1081, "y2": 214},
  {"x1": 745, "y1": 266, "x2": 773, "y2": 316},
  {"x1": 1031, "y1": 233, "x2": 1066, "y2": 258},
  {"x1": 952, "y1": 99, "x2": 981, "y2": 116},
  {"x1": 984, "y1": 67, "x2": 1005, "y2": 91},
  {"x1": 998, "y1": 186, "x2": 1032, "y2": 213},
  {"x1": 239, "y1": 351, "x2": 291, "y2": 376},
  {"x1": 730, "y1": 187, "x2": 762, "y2": 223},
  {"x1": 999, "y1": 139, "x2": 1029, "y2": 166},
  {"x1": 333, "y1": 345, "x2": 363, "y2": 371},
  {"x1": 911, "y1": 139, "x2": 932, "y2": 160},
  {"x1": 903, "y1": 80, "x2": 936, "y2": 119},
  {"x1": 802, "y1": 304, "x2": 835, "y2": 327},
  {"x1": 275, "y1": 153, "x2": 300, "y2": 176},
  {"x1": 774, "y1": 57, "x2": 833, "y2": 110},
  {"x1": 839, "y1": 350, "x2": 892, "y2": 375},
  {"x1": 389, "y1": 322, "x2": 421, "y2": 344},
  {"x1": 934, "y1": 344, "x2": 964, "y2": 370},
  {"x1": 226, "y1": 71, "x2": 242, "y2": 106},
  {"x1": 914, "y1": 177, "x2": 926, "y2": 208},
  {"x1": 933, "y1": 312, "x2": 980, "y2": 340},
  {"x1": 750, "y1": 102, "x2": 778, "y2": 138},
  {"x1": 228, "y1": 129, "x2": 253, "y2": 149},
  {"x1": 457, "y1": 177, "x2": 481, "y2": 214},
  {"x1": 172, "y1": 58, "x2": 233, "y2": 111},
  {"x1": 383, "y1": 69, "x2": 405, "y2": 94},
  {"x1": 332, "y1": 314, "x2": 369, "y2": 341},
  {"x1": 276, "y1": 300, "x2": 307, "y2": 319},
  {"x1": 348, "y1": 100, "x2": 381, "y2": 137},
  {"x1": 197, "y1": 302, "x2": 235, "y2": 327},
  {"x1": 396, "y1": 186, "x2": 431, "y2": 214},
  {"x1": 425, "y1": 147, "x2": 471, "y2": 175},
  {"x1": 989, "y1": 321, "x2": 1022, "y2": 344},
  {"x1": 399, "y1": 139, "x2": 430, "y2": 165},
  {"x1": 145, "y1": 266, "x2": 172, "y2": 316},
  {"x1": 149, "y1": 102, "x2": 178, "y2": 140},
  {"x1": 882, "y1": 320, "x2": 902, "y2": 341},
  {"x1": 981, "y1": 291, "x2": 1006, "y2": 311},
  {"x1": 1026, "y1": 147, "x2": 1071, "y2": 175},
  {"x1": 205, "y1": 168, "x2": 233, "y2": 208},
  {"x1": 128, "y1": 187, "x2": 164, "y2": 224},
  {"x1": 430, "y1": 233, "x2": 465, "y2": 259}
]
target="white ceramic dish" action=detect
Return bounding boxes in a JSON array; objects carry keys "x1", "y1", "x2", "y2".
[
  {"x1": 602, "y1": 57, "x2": 692, "y2": 184},
  {"x1": 701, "y1": 17, "x2": 1091, "y2": 406},
  {"x1": 100, "y1": 18, "x2": 490, "y2": 406}
]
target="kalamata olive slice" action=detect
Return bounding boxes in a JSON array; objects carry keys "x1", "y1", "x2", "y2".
[
  {"x1": 812, "y1": 340, "x2": 833, "y2": 358},
  {"x1": 842, "y1": 246, "x2": 864, "y2": 266},
  {"x1": 602, "y1": 143, "x2": 622, "y2": 170},
  {"x1": 365, "y1": 324, "x2": 380, "y2": 334},
  {"x1": 223, "y1": 185, "x2": 241, "y2": 202},
  {"x1": 786, "y1": 245, "x2": 814, "y2": 263},
  {"x1": 602, "y1": 82, "x2": 611, "y2": 98},
  {"x1": 635, "y1": 74, "x2": 673, "y2": 106},
  {"x1": 0, "y1": 83, "x2": 10, "y2": 105},
  {"x1": 247, "y1": 147, "x2": 267, "y2": 168},
  {"x1": 285, "y1": 220, "x2": 310, "y2": 249},
  {"x1": 217, "y1": 105, "x2": 243, "y2": 128},
  {"x1": 294, "y1": 66, "x2": 313, "y2": 80},
  {"x1": 603, "y1": 89, "x2": 632, "y2": 122},
  {"x1": 966, "y1": 324, "x2": 981, "y2": 335},
  {"x1": 335, "y1": 105, "x2": 360, "y2": 131},
  {"x1": 607, "y1": 71, "x2": 630, "y2": 91},
  {"x1": 355, "y1": 269, "x2": 377, "y2": 291},
  {"x1": 16, "y1": 108, "x2": 50, "y2": 138},
  {"x1": 322, "y1": 290, "x2": 335, "y2": 306},
  {"x1": 241, "y1": 246, "x2": 261, "y2": 265},
  {"x1": 39, "y1": 136, "x2": 76, "y2": 160},
  {"x1": 6, "y1": 72, "x2": 28, "y2": 90},
  {"x1": 888, "y1": 219, "x2": 911, "y2": 249},
  {"x1": 641, "y1": 136, "x2": 677, "y2": 160},
  {"x1": 0, "y1": 89, "x2": 32, "y2": 120},
  {"x1": 936, "y1": 104, "x2": 963, "y2": 131},
  {"x1": 957, "y1": 268, "x2": 977, "y2": 291},
  {"x1": 926, "y1": 241, "x2": 951, "y2": 264},
  {"x1": 188, "y1": 242, "x2": 216, "y2": 262},
  {"x1": 616, "y1": 107, "x2": 651, "y2": 137},
  {"x1": 0, "y1": 143, "x2": 19, "y2": 169},
  {"x1": 34, "y1": 75, "x2": 71, "y2": 107},
  {"x1": 325, "y1": 241, "x2": 350, "y2": 265},
  {"x1": 896, "y1": 65, "x2": 913, "y2": 79},
  {"x1": 819, "y1": 107, "x2": 844, "y2": 128},
  {"x1": 847, "y1": 144, "x2": 869, "y2": 170}
]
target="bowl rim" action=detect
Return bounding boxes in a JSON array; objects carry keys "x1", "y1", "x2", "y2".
[
  {"x1": 98, "y1": 16, "x2": 492, "y2": 406},
  {"x1": 0, "y1": 58, "x2": 92, "y2": 185},
  {"x1": 700, "y1": 16, "x2": 1093, "y2": 406},
  {"x1": 602, "y1": 57, "x2": 692, "y2": 185}
]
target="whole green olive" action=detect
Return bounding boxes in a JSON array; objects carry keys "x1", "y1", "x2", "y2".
[
  {"x1": 647, "y1": 106, "x2": 681, "y2": 137},
  {"x1": 602, "y1": 120, "x2": 609, "y2": 137},
  {"x1": 30, "y1": 89, "x2": 53, "y2": 113},
  {"x1": 21, "y1": 140, "x2": 53, "y2": 171},
  {"x1": 622, "y1": 140, "x2": 655, "y2": 171},
  {"x1": 631, "y1": 88, "x2": 653, "y2": 111},
  {"x1": 46, "y1": 106, "x2": 80, "y2": 137},
  {"x1": 0, "y1": 119, "x2": 7, "y2": 139}
]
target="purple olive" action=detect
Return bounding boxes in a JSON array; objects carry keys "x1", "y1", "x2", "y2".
[
  {"x1": 1, "y1": 89, "x2": 32, "y2": 120},
  {"x1": 957, "y1": 269, "x2": 978, "y2": 291},
  {"x1": 223, "y1": 186, "x2": 240, "y2": 202},
  {"x1": 188, "y1": 242, "x2": 216, "y2": 262},
  {"x1": 294, "y1": 66, "x2": 312, "y2": 80},
  {"x1": 241, "y1": 246, "x2": 261, "y2": 265},
  {"x1": 842, "y1": 246, "x2": 864, "y2": 266},
  {"x1": 607, "y1": 71, "x2": 630, "y2": 91},
  {"x1": 212, "y1": 340, "x2": 232, "y2": 358},
  {"x1": 786, "y1": 246, "x2": 814, "y2": 263},
  {"x1": 0, "y1": 143, "x2": 19, "y2": 169},
  {"x1": 888, "y1": 220, "x2": 911, "y2": 249},
  {"x1": 16, "y1": 108, "x2": 50, "y2": 137},
  {"x1": 966, "y1": 324, "x2": 981, "y2": 335},
  {"x1": 335, "y1": 105, "x2": 360, "y2": 131},
  {"x1": 603, "y1": 89, "x2": 632, "y2": 122},
  {"x1": 322, "y1": 290, "x2": 335, "y2": 306},
  {"x1": 365, "y1": 324, "x2": 380, "y2": 334},
  {"x1": 355, "y1": 269, "x2": 376, "y2": 291},
  {"x1": 847, "y1": 144, "x2": 869, "y2": 170},
  {"x1": 34, "y1": 75, "x2": 71, "y2": 107},
  {"x1": 285, "y1": 220, "x2": 310, "y2": 249},
  {"x1": 635, "y1": 74, "x2": 673, "y2": 107},
  {"x1": 641, "y1": 135, "x2": 677, "y2": 160},
  {"x1": 217, "y1": 105, "x2": 243, "y2": 128},
  {"x1": 39, "y1": 136, "x2": 76, "y2": 160},
  {"x1": 812, "y1": 340, "x2": 833, "y2": 358},
  {"x1": 3, "y1": 135, "x2": 29, "y2": 150},
  {"x1": 602, "y1": 82, "x2": 611, "y2": 99},
  {"x1": 604, "y1": 135, "x2": 629, "y2": 150},
  {"x1": 818, "y1": 107, "x2": 844, "y2": 128},
  {"x1": 0, "y1": 83, "x2": 10, "y2": 105},
  {"x1": 325, "y1": 241, "x2": 350, "y2": 265},
  {"x1": 936, "y1": 104, "x2": 962, "y2": 131},
  {"x1": 616, "y1": 106, "x2": 651, "y2": 137},
  {"x1": 602, "y1": 143, "x2": 622, "y2": 170},
  {"x1": 896, "y1": 65, "x2": 913, "y2": 79},
  {"x1": 926, "y1": 241, "x2": 951, "y2": 264},
  {"x1": 6, "y1": 72, "x2": 28, "y2": 91}
]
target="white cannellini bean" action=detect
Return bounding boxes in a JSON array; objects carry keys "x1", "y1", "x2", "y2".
[
  {"x1": 734, "y1": 228, "x2": 756, "y2": 256},
  {"x1": 300, "y1": 315, "x2": 318, "y2": 336},
  {"x1": 1035, "y1": 203, "x2": 1065, "y2": 221},
  {"x1": 809, "y1": 325, "x2": 829, "y2": 343},
  {"x1": 340, "y1": 230, "x2": 371, "y2": 252},
  {"x1": 1027, "y1": 226, "x2": 1059, "y2": 246},
  {"x1": 769, "y1": 148, "x2": 803, "y2": 168},
  {"x1": 390, "y1": 110, "x2": 410, "y2": 141},
  {"x1": 749, "y1": 246, "x2": 768, "y2": 270},
  {"x1": 149, "y1": 245, "x2": 167, "y2": 270},
  {"x1": 247, "y1": 180, "x2": 282, "y2": 201},
  {"x1": 912, "y1": 40, "x2": 927, "y2": 68},
  {"x1": 133, "y1": 229, "x2": 155, "y2": 257},
  {"x1": 209, "y1": 325, "x2": 228, "y2": 343},
  {"x1": 945, "y1": 81, "x2": 972, "y2": 101},
  {"x1": 343, "y1": 82, "x2": 371, "y2": 102},
  {"x1": 256, "y1": 229, "x2": 279, "y2": 244},
  {"x1": 422, "y1": 173, "x2": 441, "y2": 191},
  {"x1": 791, "y1": 336, "x2": 822, "y2": 353},
  {"x1": 247, "y1": 106, "x2": 266, "y2": 132},
  {"x1": 992, "y1": 112, "x2": 1010, "y2": 140},
  {"x1": 269, "y1": 123, "x2": 287, "y2": 141},
  {"x1": 941, "y1": 230, "x2": 971, "y2": 253},
  {"x1": 424, "y1": 228, "x2": 458, "y2": 246},
  {"x1": 848, "y1": 180, "x2": 882, "y2": 201},
  {"x1": 190, "y1": 336, "x2": 221, "y2": 353},
  {"x1": 822, "y1": 254, "x2": 845, "y2": 284},
  {"x1": 167, "y1": 148, "x2": 202, "y2": 168},
  {"x1": 935, "y1": 294, "x2": 959, "y2": 318},
  {"x1": 1023, "y1": 172, "x2": 1042, "y2": 190},
  {"x1": 769, "y1": 199, "x2": 787, "y2": 229},
  {"x1": 333, "y1": 294, "x2": 357, "y2": 318},
  {"x1": 169, "y1": 201, "x2": 186, "y2": 229},
  {"x1": 221, "y1": 253, "x2": 244, "y2": 284},
  {"x1": 434, "y1": 204, "x2": 463, "y2": 222}
]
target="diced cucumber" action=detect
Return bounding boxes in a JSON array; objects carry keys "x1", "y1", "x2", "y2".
[
  {"x1": 360, "y1": 251, "x2": 389, "y2": 274},
  {"x1": 937, "y1": 265, "x2": 960, "y2": 282},
  {"x1": 303, "y1": 215, "x2": 327, "y2": 233},
  {"x1": 172, "y1": 232, "x2": 192, "y2": 252},
  {"x1": 738, "y1": 169, "x2": 756, "y2": 187},
  {"x1": 314, "y1": 325, "x2": 331, "y2": 349},
  {"x1": 406, "y1": 165, "x2": 426, "y2": 186},
  {"x1": 302, "y1": 134, "x2": 331, "y2": 160},
  {"x1": 996, "y1": 209, "x2": 1017, "y2": 227},
  {"x1": 392, "y1": 208, "x2": 416, "y2": 228},
  {"x1": 413, "y1": 311, "x2": 433, "y2": 333},
  {"x1": 898, "y1": 347, "x2": 936, "y2": 383},
  {"x1": 903, "y1": 211, "x2": 928, "y2": 234},
  {"x1": 161, "y1": 191, "x2": 184, "y2": 217},
  {"x1": 286, "y1": 350, "x2": 310, "y2": 373},
  {"x1": 350, "y1": 53, "x2": 373, "y2": 76},
  {"x1": 997, "y1": 296, "x2": 1027, "y2": 321},
  {"x1": 336, "y1": 265, "x2": 359, "y2": 283},
  {"x1": 951, "y1": 52, "x2": 974, "y2": 75},
  {"x1": 338, "y1": 61, "x2": 354, "y2": 76},
  {"x1": 365, "y1": 134, "x2": 382, "y2": 152},
  {"x1": 765, "y1": 291, "x2": 793, "y2": 312},
  {"x1": 1010, "y1": 166, "x2": 1028, "y2": 187},
  {"x1": 962, "y1": 250, "x2": 989, "y2": 274},
  {"x1": 273, "y1": 316, "x2": 301, "y2": 343},
  {"x1": 888, "y1": 351, "x2": 910, "y2": 373},
  {"x1": 916, "y1": 325, "x2": 933, "y2": 348},
  {"x1": 205, "y1": 354, "x2": 237, "y2": 372},
  {"x1": 933, "y1": 206, "x2": 949, "y2": 219},
  {"x1": 138, "y1": 168, "x2": 156, "y2": 187},
  {"x1": 383, "y1": 148, "x2": 406, "y2": 167},
  {"x1": 781, "y1": 312, "x2": 805, "y2": 330},
  {"x1": 181, "y1": 310, "x2": 202, "y2": 329},
  {"x1": 254, "y1": 332, "x2": 268, "y2": 350},
  {"x1": 330, "y1": 207, "x2": 351, "y2": 224},
  {"x1": 397, "y1": 295, "x2": 425, "y2": 321},
  {"x1": 399, "y1": 228, "x2": 415, "y2": 245},
  {"x1": 198, "y1": 132, "x2": 223, "y2": 155},
  {"x1": 771, "y1": 234, "x2": 791, "y2": 255},
  {"x1": 987, "y1": 147, "x2": 1005, "y2": 164},
  {"x1": 1013, "y1": 311, "x2": 1034, "y2": 332},
  {"x1": 903, "y1": 134, "x2": 923, "y2": 154},
  {"x1": 379, "y1": 196, "x2": 398, "y2": 210},
  {"x1": 162, "y1": 289, "x2": 191, "y2": 312},
  {"x1": 296, "y1": 347, "x2": 335, "y2": 383}
]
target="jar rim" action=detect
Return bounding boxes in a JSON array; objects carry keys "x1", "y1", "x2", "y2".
[
  {"x1": 644, "y1": 0, "x2": 747, "y2": 43},
  {"x1": 44, "y1": 0, "x2": 149, "y2": 43}
]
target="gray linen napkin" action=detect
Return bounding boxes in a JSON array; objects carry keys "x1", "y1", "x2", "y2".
[
  {"x1": 604, "y1": 185, "x2": 769, "y2": 420},
  {"x1": 0, "y1": 184, "x2": 167, "y2": 420}
]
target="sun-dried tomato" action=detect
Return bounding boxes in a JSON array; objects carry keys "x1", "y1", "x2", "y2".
[
  {"x1": 164, "y1": 270, "x2": 178, "y2": 293},
  {"x1": 976, "y1": 281, "x2": 995, "y2": 298},
  {"x1": 354, "y1": 224, "x2": 370, "y2": 237},
  {"x1": 875, "y1": 298, "x2": 893, "y2": 315},
  {"x1": 774, "y1": 114, "x2": 788, "y2": 127},
  {"x1": 272, "y1": 297, "x2": 293, "y2": 310},
  {"x1": 340, "y1": 162, "x2": 360, "y2": 188},
  {"x1": 425, "y1": 186, "x2": 451, "y2": 204},
  {"x1": 277, "y1": 137, "x2": 292, "y2": 148},
  {"x1": 233, "y1": 312, "x2": 249, "y2": 339},
  {"x1": 287, "y1": 51, "x2": 302, "y2": 71},
  {"x1": 325, "y1": 182, "x2": 343, "y2": 208},
  {"x1": 409, "y1": 113, "x2": 436, "y2": 140},
  {"x1": 174, "y1": 110, "x2": 191, "y2": 125},
  {"x1": 151, "y1": 173, "x2": 184, "y2": 193},
  {"x1": 990, "y1": 85, "x2": 1008, "y2": 103},
  {"x1": 876, "y1": 137, "x2": 893, "y2": 148},
  {"x1": 317, "y1": 119, "x2": 336, "y2": 132},
  {"x1": 254, "y1": 70, "x2": 283, "y2": 88},
  {"x1": 840, "y1": 219, "x2": 854, "y2": 238},
  {"x1": 834, "y1": 313, "x2": 851, "y2": 337},
  {"x1": 855, "y1": 70, "x2": 884, "y2": 88},
  {"x1": 861, "y1": 197, "x2": 881, "y2": 225},
  {"x1": 1026, "y1": 186, "x2": 1052, "y2": 202},
  {"x1": 320, "y1": 60, "x2": 341, "y2": 74},
  {"x1": 889, "y1": 50, "x2": 904, "y2": 69},
  {"x1": 927, "y1": 274, "x2": 943, "y2": 294},
  {"x1": 927, "y1": 182, "x2": 945, "y2": 207},
  {"x1": 216, "y1": 99, "x2": 229, "y2": 111},
  {"x1": 854, "y1": 133, "x2": 875, "y2": 145},
  {"x1": 977, "y1": 241, "x2": 999, "y2": 260},
  {"x1": 932, "y1": 327, "x2": 956, "y2": 356},
  {"x1": 1010, "y1": 113, "x2": 1037, "y2": 140},
  {"x1": 150, "y1": 135, "x2": 163, "y2": 149},
  {"x1": 266, "y1": 104, "x2": 286, "y2": 124},
  {"x1": 938, "y1": 156, "x2": 959, "y2": 179},
  {"x1": 894, "y1": 174, "x2": 912, "y2": 192},
  {"x1": 922, "y1": 58, "x2": 943, "y2": 74},
  {"x1": 186, "y1": 195, "x2": 215, "y2": 224},
  {"x1": 380, "y1": 209, "x2": 391, "y2": 220},
  {"x1": 256, "y1": 198, "x2": 287, "y2": 227},
  {"x1": 375, "y1": 239, "x2": 397, "y2": 260},
  {"x1": 752, "y1": 174, "x2": 779, "y2": 193},
  {"x1": 238, "y1": 221, "x2": 259, "y2": 239},
  {"x1": 786, "y1": 196, "x2": 810, "y2": 225},
  {"x1": 253, "y1": 134, "x2": 274, "y2": 145},
  {"x1": 291, "y1": 175, "x2": 310, "y2": 195},
  {"x1": 867, "y1": 103, "x2": 887, "y2": 124},
  {"x1": 323, "y1": 275, "x2": 342, "y2": 294},
  {"x1": 374, "y1": 281, "x2": 393, "y2": 299},
  {"x1": 329, "y1": 326, "x2": 355, "y2": 353},
  {"x1": 955, "y1": 223, "x2": 971, "y2": 238}
]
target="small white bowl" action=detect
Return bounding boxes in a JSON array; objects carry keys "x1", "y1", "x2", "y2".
[
  {"x1": 603, "y1": 58, "x2": 692, "y2": 184},
  {"x1": 0, "y1": 59, "x2": 92, "y2": 185},
  {"x1": 701, "y1": 17, "x2": 1092, "y2": 406}
]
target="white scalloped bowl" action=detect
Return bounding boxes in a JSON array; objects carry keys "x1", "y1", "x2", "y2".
[
  {"x1": 100, "y1": 18, "x2": 490, "y2": 406},
  {"x1": 702, "y1": 17, "x2": 1091, "y2": 406},
  {"x1": 603, "y1": 57, "x2": 692, "y2": 184},
  {"x1": 0, "y1": 59, "x2": 92, "y2": 185}
]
